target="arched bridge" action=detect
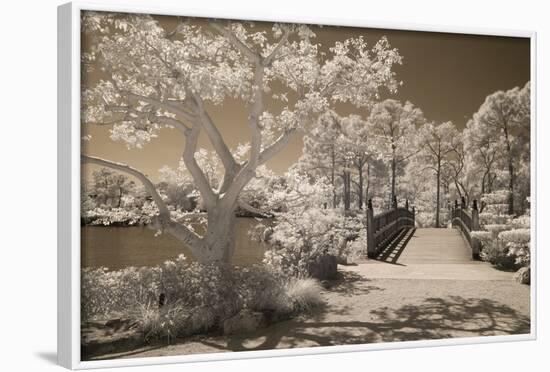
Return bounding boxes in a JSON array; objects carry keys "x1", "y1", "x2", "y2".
[{"x1": 366, "y1": 197, "x2": 481, "y2": 265}]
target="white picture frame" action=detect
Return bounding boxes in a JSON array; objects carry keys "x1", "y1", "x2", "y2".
[{"x1": 58, "y1": 1, "x2": 537, "y2": 369}]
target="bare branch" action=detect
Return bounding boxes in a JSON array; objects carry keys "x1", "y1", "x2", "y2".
[
  {"x1": 238, "y1": 199, "x2": 273, "y2": 218},
  {"x1": 173, "y1": 212, "x2": 207, "y2": 220},
  {"x1": 149, "y1": 114, "x2": 191, "y2": 134},
  {"x1": 259, "y1": 129, "x2": 297, "y2": 165},
  {"x1": 396, "y1": 148, "x2": 422, "y2": 164},
  {"x1": 127, "y1": 93, "x2": 197, "y2": 124}
]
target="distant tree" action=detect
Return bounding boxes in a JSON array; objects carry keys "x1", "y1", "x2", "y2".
[
  {"x1": 299, "y1": 112, "x2": 378, "y2": 211},
  {"x1": 340, "y1": 115, "x2": 375, "y2": 210},
  {"x1": 467, "y1": 82, "x2": 530, "y2": 215},
  {"x1": 81, "y1": 13, "x2": 401, "y2": 263},
  {"x1": 416, "y1": 121, "x2": 457, "y2": 227},
  {"x1": 89, "y1": 168, "x2": 136, "y2": 208},
  {"x1": 298, "y1": 111, "x2": 345, "y2": 208},
  {"x1": 463, "y1": 119, "x2": 502, "y2": 200},
  {"x1": 446, "y1": 131, "x2": 477, "y2": 204},
  {"x1": 368, "y1": 100, "x2": 424, "y2": 202}
]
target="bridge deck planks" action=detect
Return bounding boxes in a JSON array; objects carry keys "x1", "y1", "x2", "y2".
[
  {"x1": 362, "y1": 227, "x2": 513, "y2": 281},
  {"x1": 397, "y1": 228, "x2": 472, "y2": 264}
]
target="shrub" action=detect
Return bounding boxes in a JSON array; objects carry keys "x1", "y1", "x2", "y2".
[
  {"x1": 415, "y1": 211, "x2": 434, "y2": 228},
  {"x1": 472, "y1": 216, "x2": 531, "y2": 270},
  {"x1": 83, "y1": 203, "x2": 158, "y2": 226},
  {"x1": 81, "y1": 255, "x2": 323, "y2": 341},
  {"x1": 500, "y1": 228, "x2": 530, "y2": 266},
  {"x1": 262, "y1": 208, "x2": 365, "y2": 276},
  {"x1": 239, "y1": 266, "x2": 292, "y2": 314},
  {"x1": 345, "y1": 232, "x2": 367, "y2": 263},
  {"x1": 477, "y1": 239, "x2": 520, "y2": 270},
  {"x1": 474, "y1": 191, "x2": 531, "y2": 269}
]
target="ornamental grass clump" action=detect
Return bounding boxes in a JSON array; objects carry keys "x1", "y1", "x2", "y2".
[{"x1": 285, "y1": 277, "x2": 324, "y2": 312}]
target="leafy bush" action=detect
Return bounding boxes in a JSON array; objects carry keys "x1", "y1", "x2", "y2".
[
  {"x1": 473, "y1": 191, "x2": 531, "y2": 269},
  {"x1": 499, "y1": 228, "x2": 530, "y2": 266},
  {"x1": 415, "y1": 211, "x2": 434, "y2": 228},
  {"x1": 81, "y1": 255, "x2": 323, "y2": 341},
  {"x1": 261, "y1": 208, "x2": 365, "y2": 276},
  {"x1": 473, "y1": 233, "x2": 520, "y2": 270},
  {"x1": 83, "y1": 202, "x2": 158, "y2": 226}
]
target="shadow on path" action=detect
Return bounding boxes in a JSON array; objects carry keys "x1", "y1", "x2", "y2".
[
  {"x1": 195, "y1": 295, "x2": 530, "y2": 352},
  {"x1": 323, "y1": 270, "x2": 385, "y2": 297}
]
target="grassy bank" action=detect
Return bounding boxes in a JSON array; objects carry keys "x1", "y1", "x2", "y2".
[{"x1": 81, "y1": 255, "x2": 323, "y2": 358}]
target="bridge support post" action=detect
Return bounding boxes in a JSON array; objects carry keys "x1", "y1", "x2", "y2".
[
  {"x1": 392, "y1": 196, "x2": 398, "y2": 233},
  {"x1": 471, "y1": 199, "x2": 481, "y2": 260},
  {"x1": 366, "y1": 199, "x2": 376, "y2": 258}
]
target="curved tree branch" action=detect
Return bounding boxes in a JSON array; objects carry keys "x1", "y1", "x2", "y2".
[
  {"x1": 81, "y1": 154, "x2": 204, "y2": 248},
  {"x1": 259, "y1": 129, "x2": 297, "y2": 165},
  {"x1": 126, "y1": 92, "x2": 197, "y2": 125},
  {"x1": 238, "y1": 199, "x2": 273, "y2": 218},
  {"x1": 150, "y1": 114, "x2": 191, "y2": 134}
]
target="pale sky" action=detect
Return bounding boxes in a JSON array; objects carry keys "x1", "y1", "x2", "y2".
[{"x1": 81, "y1": 13, "x2": 530, "y2": 183}]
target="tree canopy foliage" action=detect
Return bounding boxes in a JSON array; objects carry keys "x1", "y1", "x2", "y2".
[{"x1": 81, "y1": 12, "x2": 402, "y2": 262}]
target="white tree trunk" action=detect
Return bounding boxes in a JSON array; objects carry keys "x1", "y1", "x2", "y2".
[{"x1": 201, "y1": 207, "x2": 237, "y2": 262}]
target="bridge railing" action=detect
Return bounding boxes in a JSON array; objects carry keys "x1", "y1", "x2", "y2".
[
  {"x1": 451, "y1": 197, "x2": 481, "y2": 259},
  {"x1": 366, "y1": 197, "x2": 415, "y2": 258}
]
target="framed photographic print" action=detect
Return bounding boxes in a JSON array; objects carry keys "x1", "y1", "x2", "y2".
[{"x1": 58, "y1": 1, "x2": 536, "y2": 369}]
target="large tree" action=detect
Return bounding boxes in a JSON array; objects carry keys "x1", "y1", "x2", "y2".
[{"x1": 81, "y1": 13, "x2": 402, "y2": 263}]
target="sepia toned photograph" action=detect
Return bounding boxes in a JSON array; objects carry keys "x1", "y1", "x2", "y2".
[{"x1": 78, "y1": 10, "x2": 532, "y2": 362}]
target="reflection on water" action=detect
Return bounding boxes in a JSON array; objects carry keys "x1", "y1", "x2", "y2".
[{"x1": 81, "y1": 218, "x2": 266, "y2": 270}]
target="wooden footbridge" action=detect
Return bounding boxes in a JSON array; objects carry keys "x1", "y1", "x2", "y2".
[{"x1": 366, "y1": 197, "x2": 481, "y2": 264}]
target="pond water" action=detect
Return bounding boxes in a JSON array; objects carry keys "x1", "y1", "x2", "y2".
[{"x1": 81, "y1": 218, "x2": 267, "y2": 270}]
